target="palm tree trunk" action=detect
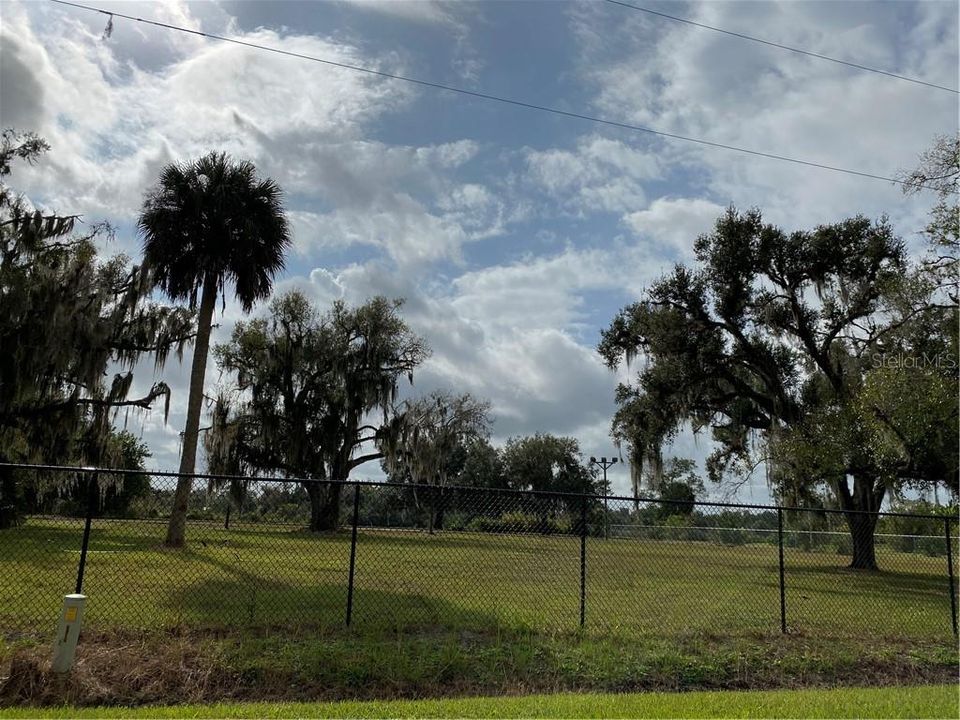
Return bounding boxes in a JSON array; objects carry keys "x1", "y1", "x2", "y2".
[{"x1": 165, "y1": 276, "x2": 218, "y2": 547}]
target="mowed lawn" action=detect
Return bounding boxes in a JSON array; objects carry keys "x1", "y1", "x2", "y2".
[
  {"x1": 1, "y1": 686, "x2": 957, "y2": 719},
  {"x1": 1, "y1": 517, "x2": 956, "y2": 639}
]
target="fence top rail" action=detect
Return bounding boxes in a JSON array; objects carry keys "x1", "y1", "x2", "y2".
[{"x1": 1, "y1": 461, "x2": 954, "y2": 522}]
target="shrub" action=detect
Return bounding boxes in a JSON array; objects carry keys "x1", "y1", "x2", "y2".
[
  {"x1": 717, "y1": 527, "x2": 747, "y2": 546},
  {"x1": 466, "y1": 511, "x2": 571, "y2": 535}
]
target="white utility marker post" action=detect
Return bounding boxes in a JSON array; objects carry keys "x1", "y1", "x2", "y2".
[{"x1": 51, "y1": 593, "x2": 86, "y2": 673}]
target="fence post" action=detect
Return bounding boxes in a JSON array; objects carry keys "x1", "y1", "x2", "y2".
[
  {"x1": 224, "y1": 505, "x2": 231, "y2": 531},
  {"x1": 579, "y1": 494, "x2": 587, "y2": 629},
  {"x1": 345, "y1": 482, "x2": 361, "y2": 627},
  {"x1": 777, "y1": 507, "x2": 786, "y2": 634},
  {"x1": 945, "y1": 517, "x2": 957, "y2": 637},
  {"x1": 74, "y1": 471, "x2": 98, "y2": 594},
  {"x1": 604, "y1": 496, "x2": 609, "y2": 540}
]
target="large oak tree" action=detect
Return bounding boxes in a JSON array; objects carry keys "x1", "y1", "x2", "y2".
[
  {"x1": 207, "y1": 290, "x2": 428, "y2": 531},
  {"x1": 600, "y1": 207, "x2": 955, "y2": 570}
]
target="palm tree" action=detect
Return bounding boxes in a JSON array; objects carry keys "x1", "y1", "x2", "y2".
[{"x1": 139, "y1": 152, "x2": 290, "y2": 547}]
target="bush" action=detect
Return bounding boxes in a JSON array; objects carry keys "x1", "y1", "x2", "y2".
[
  {"x1": 893, "y1": 534, "x2": 945, "y2": 557},
  {"x1": 661, "y1": 514, "x2": 692, "y2": 541},
  {"x1": 466, "y1": 511, "x2": 571, "y2": 535},
  {"x1": 717, "y1": 527, "x2": 747, "y2": 546},
  {"x1": 882, "y1": 499, "x2": 955, "y2": 558}
]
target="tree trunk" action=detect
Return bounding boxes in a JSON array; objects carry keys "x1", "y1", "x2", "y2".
[
  {"x1": 306, "y1": 482, "x2": 324, "y2": 531},
  {"x1": 835, "y1": 474, "x2": 885, "y2": 571},
  {"x1": 318, "y1": 482, "x2": 342, "y2": 531},
  {"x1": 846, "y1": 511, "x2": 879, "y2": 570},
  {"x1": 306, "y1": 481, "x2": 342, "y2": 532},
  {"x1": 165, "y1": 276, "x2": 218, "y2": 548},
  {"x1": 0, "y1": 465, "x2": 17, "y2": 530},
  {"x1": 428, "y1": 486, "x2": 445, "y2": 534}
]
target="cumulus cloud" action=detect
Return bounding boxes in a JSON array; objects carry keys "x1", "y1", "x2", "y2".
[
  {"x1": 1, "y1": 2, "x2": 516, "y2": 269},
  {"x1": 570, "y1": 0, "x2": 957, "y2": 237},
  {"x1": 623, "y1": 197, "x2": 726, "y2": 263},
  {"x1": 2, "y1": 1, "x2": 413, "y2": 222},
  {"x1": 283, "y1": 139, "x2": 518, "y2": 266},
  {"x1": 525, "y1": 135, "x2": 661, "y2": 213},
  {"x1": 288, "y1": 259, "x2": 619, "y2": 446},
  {"x1": 337, "y1": 0, "x2": 469, "y2": 28}
]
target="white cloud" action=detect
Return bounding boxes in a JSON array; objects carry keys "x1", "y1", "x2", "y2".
[
  {"x1": 1, "y1": 1, "x2": 414, "y2": 226},
  {"x1": 281, "y1": 139, "x2": 515, "y2": 266},
  {"x1": 338, "y1": 0, "x2": 467, "y2": 28},
  {"x1": 572, "y1": 0, "x2": 957, "y2": 237},
  {"x1": 1, "y1": 2, "x2": 516, "y2": 268},
  {"x1": 286, "y1": 257, "x2": 618, "y2": 441},
  {"x1": 298, "y1": 197, "x2": 469, "y2": 266},
  {"x1": 623, "y1": 197, "x2": 726, "y2": 263},
  {"x1": 525, "y1": 135, "x2": 661, "y2": 213}
]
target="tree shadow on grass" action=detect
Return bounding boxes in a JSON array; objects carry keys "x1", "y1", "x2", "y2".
[
  {"x1": 173, "y1": 578, "x2": 504, "y2": 635},
  {"x1": 0, "y1": 522, "x2": 87, "y2": 564},
  {"x1": 160, "y1": 544, "x2": 503, "y2": 634},
  {"x1": 784, "y1": 563, "x2": 948, "y2": 600},
  {"x1": 782, "y1": 564, "x2": 954, "y2": 638}
]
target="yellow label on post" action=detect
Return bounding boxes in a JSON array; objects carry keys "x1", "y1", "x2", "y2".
[{"x1": 64, "y1": 607, "x2": 77, "y2": 622}]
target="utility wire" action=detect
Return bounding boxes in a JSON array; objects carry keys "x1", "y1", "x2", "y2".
[
  {"x1": 49, "y1": 0, "x2": 945, "y2": 191},
  {"x1": 604, "y1": 0, "x2": 958, "y2": 94}
]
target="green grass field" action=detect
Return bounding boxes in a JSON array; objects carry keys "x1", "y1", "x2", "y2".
[
  {"x1": 1, "y1": 685, "x2": 957, "y2": 718},
  {"x1": 2, "y1": 519, "x2": 958, "y2": 707},
  {"x1": 1, "y1": 517, "x2": 956, "y2": 640}
]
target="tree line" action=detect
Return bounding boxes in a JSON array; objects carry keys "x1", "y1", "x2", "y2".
[
  {"x1": 1, "y1": 128, "x2": 956, "y2": 571},
  {"x1": 0, "y1": 129, "x2": 607, "y2": 543}
]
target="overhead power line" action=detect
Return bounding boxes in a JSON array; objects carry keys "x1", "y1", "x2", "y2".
[
  {"x1": 48, "y1": 0, "x2": 945, "y2": 191},
  {"x1": 604, "y1": 0, "x2": 959, "y2": 95}
]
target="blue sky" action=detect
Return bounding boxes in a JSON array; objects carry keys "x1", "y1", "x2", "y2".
[{"x1": 2, "y1": 0, "x2": 957, "y2": 500}]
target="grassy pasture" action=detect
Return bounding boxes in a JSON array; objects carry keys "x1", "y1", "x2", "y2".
[{"x1": 2, "y1": 517, "x2": 955, "y2": 640}]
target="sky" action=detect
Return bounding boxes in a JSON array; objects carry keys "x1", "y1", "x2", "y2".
[{"x1": 1, "y1": 0, "x2": 957, "y2": 500}]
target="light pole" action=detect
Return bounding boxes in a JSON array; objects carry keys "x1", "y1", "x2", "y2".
[{"x1": 589, "y1": 456, "x2": 617, "y2": 539}]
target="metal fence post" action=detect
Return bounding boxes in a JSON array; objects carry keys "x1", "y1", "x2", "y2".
[
  {"x1": 945, "y1": 517, "x2": 957, "y2": 636},
  {"x1": 345, "y1": 482, "x2": 361, "y2": 627},
  {"x1": 74, "y1": 472, "x2": 98, "y2": 594},
  {"x1": 579, "y1": 494, "x2": 587, "y2": 629},
  {"x1": 777, "y1": 507, "x2": 786, "y2": 634},
  {"x1": 604, "y1": 496, "x2": 609, "y2": 540}
]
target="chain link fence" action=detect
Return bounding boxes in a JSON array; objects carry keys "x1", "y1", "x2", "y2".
[{"x1": 1, "y1": 464, "x2": 957, "y2": 641}]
